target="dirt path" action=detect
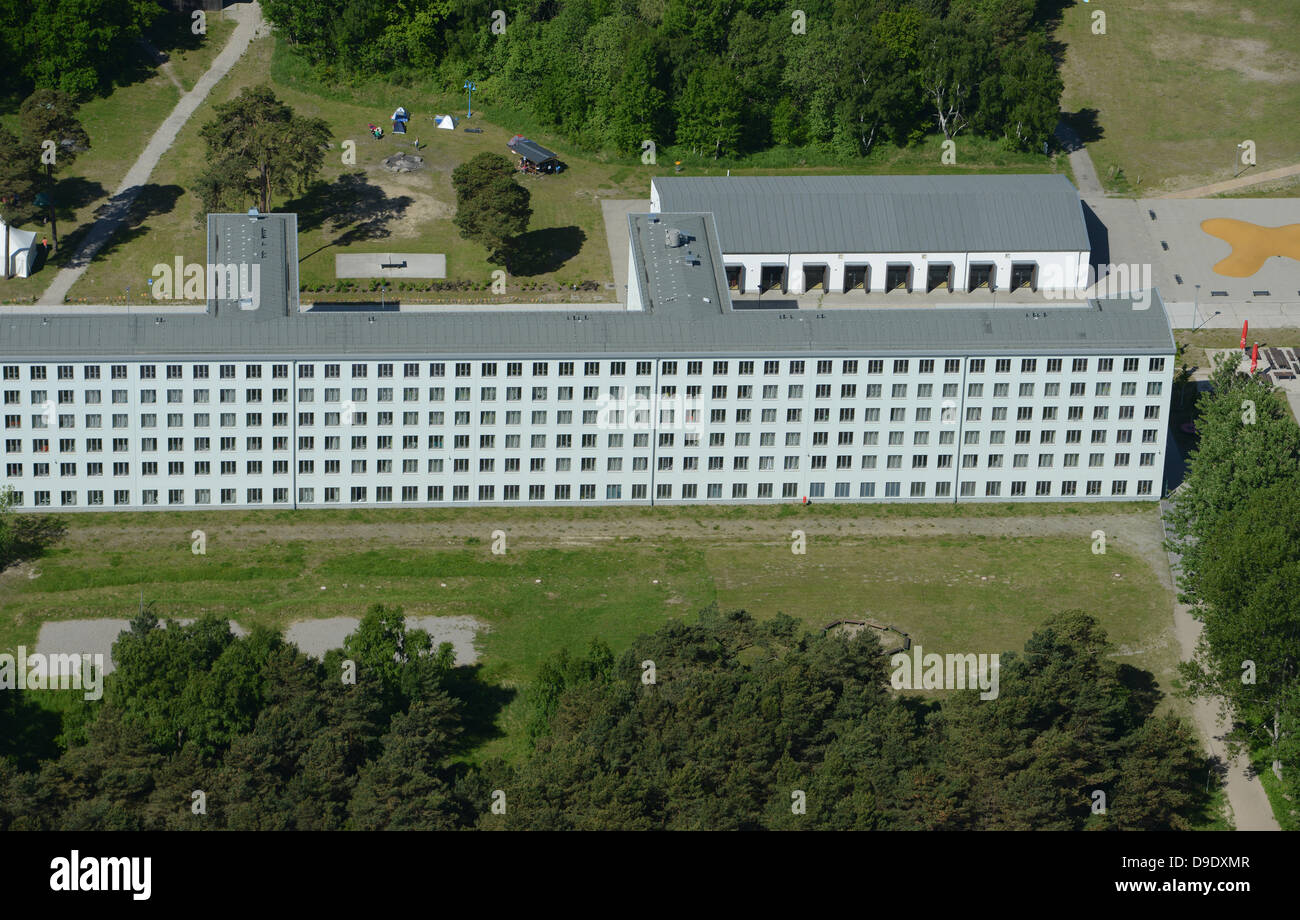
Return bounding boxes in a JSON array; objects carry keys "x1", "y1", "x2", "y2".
[
  {"x1": 1158, "y1": 501, "x2": 1281, "y2": 830},
  {"x1": 37, "y1": 1, "x2": 265, "y2": 306},
  {"x1": 1055, "y1": 120, "x2": 1103, "y2": 199},
  {"x1": 1159, "y1": 163, "x2": 1300, "y2": 199}
]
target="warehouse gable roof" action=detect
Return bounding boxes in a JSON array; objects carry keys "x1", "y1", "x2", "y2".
[{"x1": 651, "y1": 174, "x2": 1092, "y2": 254}]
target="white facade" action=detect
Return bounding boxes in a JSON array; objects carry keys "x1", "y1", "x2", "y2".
[
  {"x1": 0, "y1": 352, "x2": 1172, "y2": 511},
  {"x1": 719, "y1": 250, "x2": 1090, "y2": 295}
]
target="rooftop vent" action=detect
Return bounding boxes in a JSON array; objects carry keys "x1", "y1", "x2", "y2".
[{"x1": 665, "y1": 228, "x2": 685, "y2": 247}]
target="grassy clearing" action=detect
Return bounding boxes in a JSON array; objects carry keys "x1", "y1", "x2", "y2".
[
  {"x1": 0, "y1": 14, "x2": 236, "y2": 304},
  {"x1": 1055, "y1": 0, "x2": 1300, "y2": 195},
  {"x1": 0, "y1": 501, "x2": 1178, "y2": 763}
]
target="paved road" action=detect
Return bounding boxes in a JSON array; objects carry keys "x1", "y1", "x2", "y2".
[
  {"x1": 600, "y1": 198, "x2": 643, "y2": 305},
  {"x1": 37, "y1": 2, "x2": 265, "y2": 306},
  {"x1": 1159, "y1": 502, "x2": 1282, "y2": 831},
  {"x1": 1160, "y1": 163, "x2": 1300, "y2": 199},
  {"x1": 1055, "y1": 120, "x2": 1103, "y2": 198}
]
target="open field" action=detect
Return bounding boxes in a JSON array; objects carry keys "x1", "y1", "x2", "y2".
[
  {"x1": 1055, "y1": 0, "x2": 1300, "y2": 195},
  {"x1": 0, "y1": 502, "x2": 1180, "y2": 762}
]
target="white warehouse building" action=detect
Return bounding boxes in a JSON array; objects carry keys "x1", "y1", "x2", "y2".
[
  {"x1": 0, "y1": 203, "x2": 1174, "y2": 513},
  {"x1": 649, "y1": 174, "x2": 1092, "y2": 297}
]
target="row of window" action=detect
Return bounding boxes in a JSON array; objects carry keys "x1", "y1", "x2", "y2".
[
  {"x1": 8, "y1": 477, "x2": 1156, "y2": 508},
  {"x1": 3, "y1": 424, "x2": 1162, "y2": 460},
  {"x1": 2, "y1": 356, "x2": 1170, "y2": 382},
  {"x1": 5, "y1": 445, "x2": 1164, "y2": 480},
  {"x1": 2, "y1": 378, "x2": 1168, "y2": 409}
]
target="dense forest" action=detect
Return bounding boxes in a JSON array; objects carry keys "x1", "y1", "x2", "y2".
[
  {"x1": 0, "y1": 604, "x2": 1209, "y2": 830},
  {"x1": 0, "y1": 1, "x2": 1064, "y2": 159},
  {"x1": 260, "y1": 0, "x2": 1065, "y2": 159}
]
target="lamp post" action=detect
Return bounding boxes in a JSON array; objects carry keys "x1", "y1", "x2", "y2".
[
  {"x1": 464, "y1": 81, "x2": 477, "y2": 119},
  {"x1": 1191, "y1": 309, "x2": 1221, "y2": 332}
]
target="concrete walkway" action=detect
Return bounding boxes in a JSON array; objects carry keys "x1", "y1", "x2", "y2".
[
  {"x1": 1160, "y1": 503, "x2": 1282, "y2": 830},
  {"x1": 1159, "y1": 163, "x2": 1300, "y2": 200},
  {"x1": 37, "y1": 2, "x2": 265, "y2": 306},
  {"x1": 1055, "y1": 120, "x2": 1103, "y2": 199}
]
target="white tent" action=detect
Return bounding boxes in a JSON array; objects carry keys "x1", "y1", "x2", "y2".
[
  {"x1": 434, "y1": 114, "x2": 457, "y2": 130},
  {"x1": 1, "y1": 218, "x2": 39, "y2": 279}
]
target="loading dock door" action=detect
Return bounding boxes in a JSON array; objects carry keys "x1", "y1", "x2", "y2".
[
  {"x1": 885, "y1": 264, "x2": 912, "y2": 292},
  {"x1": 803, "y1": 265, "x2": 826, "y2": 293},
  {"x1": 725, "y1": 266, "x2": 744, "y2": 291},
  {"x1": 843, "y1": 265, "x2": 868, "y2": 292},
  {"x1": 1010, "y1": 262, "x2": 1037, "y2": 291},
  {"x1": 926, "y1": 264, "x2": 953, "y2": 293},
  {"x1": 760, "y1": 265, "x2": 786, "y2": 293},
  {"x1": 968, "y1": 263, "x2": 995, "y2": 291}
]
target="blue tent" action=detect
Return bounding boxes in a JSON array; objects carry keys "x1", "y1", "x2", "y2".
[{"x1": 391, "y1": 107, "x2": 409, "y2": 134}]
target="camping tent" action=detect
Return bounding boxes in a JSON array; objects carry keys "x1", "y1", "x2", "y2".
[
  {"x1": 434, "y1": 114, "x2": 456, "y2": 130},
  {"x1": 391, "y1": 107, "x2": 409, "y2": 134},
  {"x1": 1, "y1": 218, "x2": 39, "y2": 279}
]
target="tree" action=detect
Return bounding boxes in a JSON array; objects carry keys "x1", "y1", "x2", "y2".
[
  {"x1": 197, "y1": 86, "x2": 332, "y2": 213},
  {"x1": 1167, "y1": 351, "x2": 1300, "y2": 600},
  {"x1": 673, "y1": 62, "x2": 743, "y2": 158},
  {"x1": 982, "y1": 33, "x2": 1063, "y2": 151},
  {"x1": 1181, "y1": 475, "x2": 1300, "y2": 793},
  {"x1": 450, "y1": 153, "x2": 532, "y2": 268},
  {"x1": 18, "y1": 89, "x2": 89, "y2": 252},
  {"x1": 0, "y1": 127, "x2": 41, "y2": 279},
  {"x1": 916, "y1": 20, "x2": 990, "y2": 140}
]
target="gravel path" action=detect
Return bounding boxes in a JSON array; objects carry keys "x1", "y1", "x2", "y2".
[
  {"x1": 37, "y1": 1, "x2": 265, "y2": 305},
  {"x1": 1159, "y1": 163, "x2": 1300, "y2": 199}
]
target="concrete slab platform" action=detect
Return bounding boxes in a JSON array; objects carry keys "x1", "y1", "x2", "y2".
[
  {"x1": 335, "y1": 252, "x2": 446, "y2": 279},
  {"x1": 600, "y1": 199, "x2": 646, "y2": 306}
]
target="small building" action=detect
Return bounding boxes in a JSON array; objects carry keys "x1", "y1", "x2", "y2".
[
  {"x1": 507, "y1": 136, "x2": 562, "y2": 174},
  {"x1": 650, "y1": 174, "x2": 1091, "y2": 296}
]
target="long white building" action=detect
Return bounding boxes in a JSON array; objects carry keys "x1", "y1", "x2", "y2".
[
  {"x1": 650, "y1": 174, "x2": 1092, "y2": 296},
  {"x1": 0, "y1": 197, "x2": 1175, "y2": 513}
]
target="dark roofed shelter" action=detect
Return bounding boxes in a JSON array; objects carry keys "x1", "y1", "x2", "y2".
[{"x1": 507, "y1": 135, "x2": 563, "y2": 174}]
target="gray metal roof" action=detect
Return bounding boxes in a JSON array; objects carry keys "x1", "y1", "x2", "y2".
[
  {"x1": 205, "y1": 212, "x2": 299, "y2": 317},
  {"x1": 0, "y1": 208, "x2": 1171, "y2": 362},
  {"x1": 627, "y1": 212, "x2": 732, "y2": 315},
  {"x1": 507, "y1": 137, "x2": 558, "y2": 164},
  {"x1": 0, "y1": 293, "x2": 1175, "y2": 361},
  {"x1": 651, "y1": 174, "x2": 1092, "y2": 255}
]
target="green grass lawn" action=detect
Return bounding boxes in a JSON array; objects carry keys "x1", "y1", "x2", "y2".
[
  {"x1": 0, "y1": 13, "x2": 237, "y2": 304},
  {"x1": 0, "y1": 502, "x2": 1179, "y2": 763},
  {"x1": 1056, "y1": 0, "x2": 1300, "y2": 195}
]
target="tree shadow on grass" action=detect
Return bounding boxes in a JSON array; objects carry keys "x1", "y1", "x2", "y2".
[
  {"x1": 440, "y1": 664, "x2": 517, "y2": 755},
  {"x1": 92, "y1": 183, "x2": 185, "y2": 261},
  {"x1": 509, "y1": 225, "x2": 586, "y2": 277},
  {"x1": 1061, "y1": 108, "x2": 1104, "y2": 147},
  {"x1": 2, "y1": 513, "x2": 68, "y2": 571},
  {"x1": 288, "y1": 172, "x2": 413, "y2": 263}
]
